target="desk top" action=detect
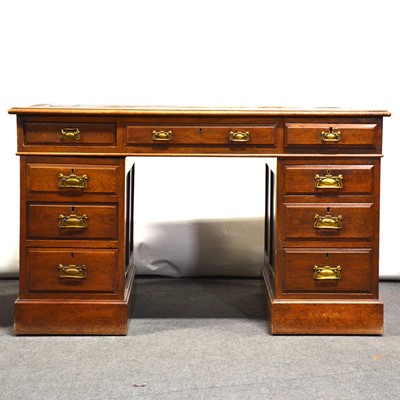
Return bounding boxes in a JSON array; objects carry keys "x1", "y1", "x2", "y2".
[{"x1": 8, "y1": 105, "x2": 391, "y2": 117}]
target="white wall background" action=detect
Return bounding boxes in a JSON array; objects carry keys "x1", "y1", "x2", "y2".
[{"x1": 1, "y1": 0, "x2": 398, "y2": 278}]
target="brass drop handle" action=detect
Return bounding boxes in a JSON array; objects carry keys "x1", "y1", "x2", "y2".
[
  {"x1": 321, "y1": 127, "x2": 341, "y2": 142},
  {"x1": 58, "y1": 213, "x2": 88, "y2": 229},
  {"x1": 152, "y1": 130, "x2": 173, "y2": 141},
  {"x1": 314, "y1": 213, "x2": 342, "y2": 229},
  {"x1": 229, "y1": 131, "x2": 250, "y2": 142},
  {"x1": 58, "y1": 264, "x2": 87, "y2": 279},
  {"x1": 315, "y1": 170, "x2": 343, "y2": 189},
  {"x1": 313, "y1": 265, "x2": 341, "y2": 280},
  {"x1": 60, "y1": 127, "x2": 81, "y2": 141},
  {"x1": 58, "y1": 172, "x2": 88, "y2": 189}
]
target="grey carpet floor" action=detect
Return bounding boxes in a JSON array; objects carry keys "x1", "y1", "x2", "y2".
[{"x1": 1, "y1": 278, "x2": 399, "y2": 400}]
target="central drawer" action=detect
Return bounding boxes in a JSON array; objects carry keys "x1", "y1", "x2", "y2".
[
  {"x1": 27, "y1": 203, "x2": 118, "y2": 239},
  {"x1": 125, "y1": 125, "x2": 277, "y2": 146}
]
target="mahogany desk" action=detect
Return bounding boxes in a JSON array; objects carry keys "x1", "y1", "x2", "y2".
[{"x1": 9, "y1": 105, "x2": 390, "y2": 335}]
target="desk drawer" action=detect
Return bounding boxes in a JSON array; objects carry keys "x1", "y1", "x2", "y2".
[
  {"x1": 27, "y1": 203, "x2": 118, "y2": 239},
  {"x1": 283, "y1": 163, "x2": 375, "y2": 195},
  {"x1": 283, "y1": 203, "x2": 374, "y2": 240},
  {"x1": 284, "y1": 123, "x2": 379, "y2": 149},
  {"x1": 23, "y1": 121, "x2": 116, "y2": 146},
  {"x1": 125, "y1": 125, "x2": 277, "y2": 146},
  {"x1": 26, "y1": 248, "x2": 117, "y2": 293},
  {"x1": 282, "y1": 248, "x2": 373, "y2": 294},
  {"x1": 26, "y1": 162, "x2": 120, "y2": 195}
]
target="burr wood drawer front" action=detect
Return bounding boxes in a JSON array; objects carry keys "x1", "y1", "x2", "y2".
[
  {"x1": 284, "y1": 123, "x2": 379, "y2": 149},
  {"x1": 22, "y1": 121, "x2": 116, "y2": 146},
  {"x1": 282, "y1": 248, "x2": 373, "y2": 294},
  {"x1": 283, "y1": 203, "x2": 374, "y2": 241},
  {"x1": 27, "y1": 203, "x2": 118, "y2": 240},
  {"x1": 282, "y1": 163, "x2": 375, "y2": 195},
  {"x1": 125, "y1": 125, "x2": 277, "y2": 146},
  {"x1": 26, "y1": 248, "x2": 118, "y2": 294},
  {"x1": 26, "y1": 162, "x2": 120, "y2": 195}
]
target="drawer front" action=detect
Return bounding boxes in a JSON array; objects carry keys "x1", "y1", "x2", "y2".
[
  {"x1": 26, "y1": 248, "x2": 117, "y2": 293},
  {"x1": 282, "y1": 248, "x2": 373, "y2": 293},
  {"x1": 283, "y1": 164, "x2": 375, "y2": 195},
  {"x1": 27, "y1": 203, "x2": 118, "y2": 239},
  {"x1": 26, "y1": 163, "x2": 120, "y2": 195},
  {"x1": 23, "y1": 121, "x2": 116, "y2": 146},
  {"x1": 283, "y1": 203, "x2": 373, "y2": 240},
  {"x1": 284, "y1": 123, "x2": 379, "y2": 149},
  {"x1": 125, "y1": 125, "x2": 277, "y2": 146}
]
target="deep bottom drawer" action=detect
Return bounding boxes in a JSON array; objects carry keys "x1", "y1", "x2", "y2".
[
  {"x1": 282, "y1": 248, "x2": 374, "y2": 294},
  {"x1": 26, "y1": 248, "x2": 118, "y2": 293}
]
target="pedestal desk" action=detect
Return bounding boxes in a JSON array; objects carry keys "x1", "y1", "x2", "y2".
[{"x1": 9, "y1": 105, "x2": 390, "y2": 335}]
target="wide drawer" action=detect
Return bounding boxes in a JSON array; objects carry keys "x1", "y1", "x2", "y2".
[
  {"x1": 283, "y1": 164, "x2": 375, "y2": 195},
  {"x1": 26, "y1": 248, "x2": 118, "y2": 293},
  {"x1": 125, "y1": 125, "x2": 277, "y2": 146},
  {"x1": 282, "y1": 248, "x2": 373, "y2": 293},
  {"x1": 27, "y1": 203, "x2": 118, "y2": 239},
  {"x1": 284, "y1": 123, "x2": 379, "y2": 149},
  {"x1": 26, "y1": 162, "x2": 120, "y2": 195},
  {"x1": 283, "y1": 203, "x2": 374, "y2": 240},
  {"x1": 23, "y1": 121, "x2": 116, "y2": 146}
]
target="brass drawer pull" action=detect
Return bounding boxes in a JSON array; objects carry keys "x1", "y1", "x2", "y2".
[
  {"x1": 230, "y1": 131, "x2": 250, "y2": 142},
  {"x1": 315, "y1": 170, "x2": 343, "y2": 189},
  {"x1": 60, "y1": 127, "x2": 81, "y2": 141},
  {"x1": 58, "y1": 213, "x2": 88, "y2": 229},
  {"x1": 321, "y1": 128, "x2": 341, "y2": 142},
  {"x1": 58, "y1": 264, "x2": 87, "y2": 279},
  {"x1": 313, "y1": 265, "x2": 341, "y2": 280},
  {"x1": 152, "y1": 130, "x2": 172, "y2": 141},
  {"x1": 58, "y1": 173, "x2": 88, "y2": 189},
  {"x1": 314, "y1": 213, "x2": 342, "y2": 229}
]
